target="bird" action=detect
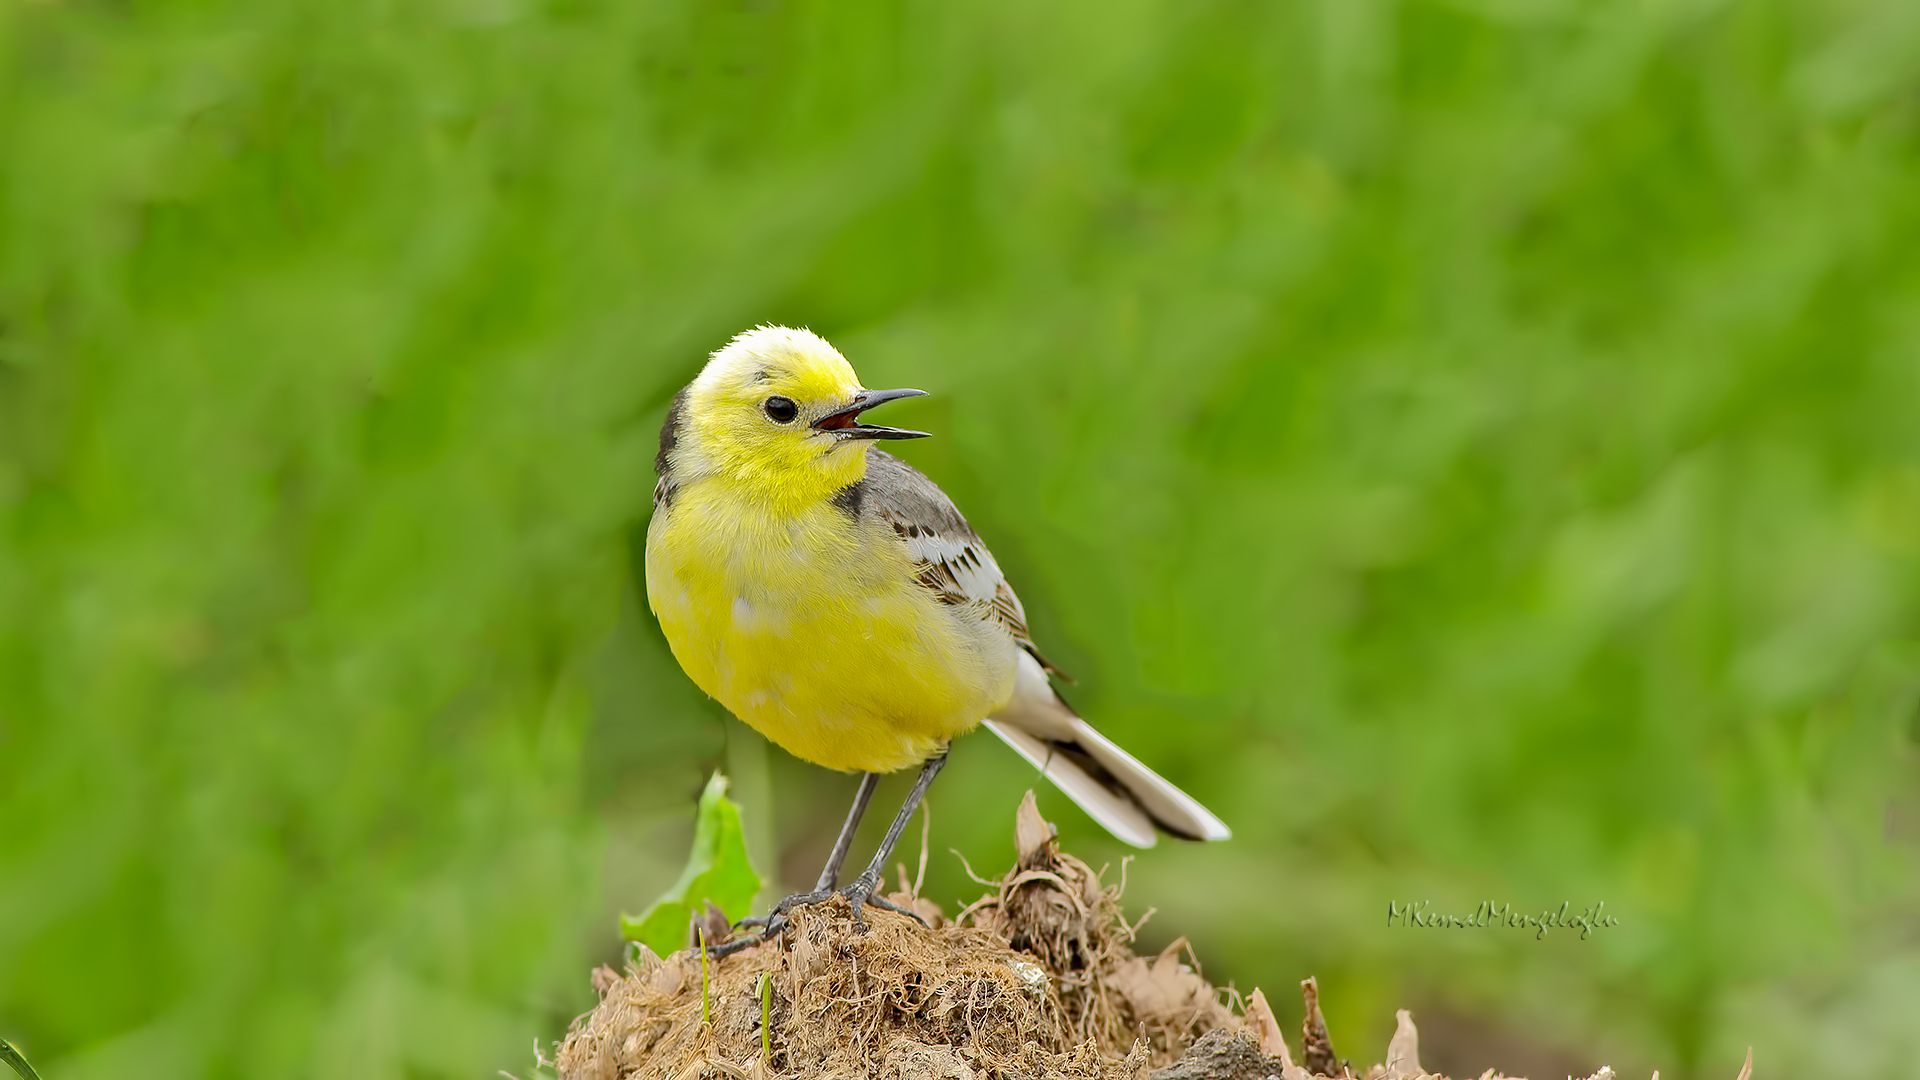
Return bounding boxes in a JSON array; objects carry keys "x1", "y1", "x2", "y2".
[{"x1": 645, "y1": 326, "x2": 1229, "y2": 947}]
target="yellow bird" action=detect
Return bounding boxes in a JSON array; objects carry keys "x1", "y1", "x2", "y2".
[{"x1": 646, "y1": 326, "x2": 1228, "y2": 941}]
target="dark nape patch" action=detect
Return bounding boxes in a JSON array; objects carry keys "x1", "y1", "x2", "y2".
[
  {"x1": 829, "y1": 479, "x2": 866, "y2": 518},
  {"x1": 655, "y1": 386, "x2": 690, "y2": 476}
]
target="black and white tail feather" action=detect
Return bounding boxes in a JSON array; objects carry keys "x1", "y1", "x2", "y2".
[
  {"x1": 985, "y1": 651, "x2": 1229, "y2": 846},
  {"x1": 854, "y1": 449, "x2": 1231, "y2": 847}
]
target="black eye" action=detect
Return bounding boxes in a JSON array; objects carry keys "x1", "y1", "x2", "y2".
[{"x1": 763, "y1": 396, "x2": 798, "y2": 424}]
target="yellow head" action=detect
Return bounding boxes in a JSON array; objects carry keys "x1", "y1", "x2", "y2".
[{"x1": 665, "y1": 326, "x2": 928, "y2": 509}]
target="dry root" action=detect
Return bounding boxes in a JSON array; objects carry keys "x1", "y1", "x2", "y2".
[{"x1": 555, "y1": 792, "x2": 1690, "y2": 1080}]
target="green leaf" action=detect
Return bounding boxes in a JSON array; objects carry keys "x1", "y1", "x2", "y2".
[
  {"x1": 2, "y1": 1039, "x2": 44, "y2": 1080},
  {"x1": 619, "y1": 772, "x2": 762, "y2": 957}
]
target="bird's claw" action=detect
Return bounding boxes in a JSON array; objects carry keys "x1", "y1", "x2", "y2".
[
  {"x1": 701, "y1": 934, "x2": 766, "y2": 960},
  {"x1": 706, "y1": 877, "x2": 927, "y2": 957},
  {"x1": 842, "y1": 874, "x2": 929, "y2": 932}
]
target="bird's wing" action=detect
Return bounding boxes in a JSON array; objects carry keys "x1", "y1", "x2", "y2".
[
  {"x1": 856, "y1": 451, "x2": 1230, "y2": 847},
  {"x1": 852, "y1": 450, "x2": 1066, "y2": 677}
]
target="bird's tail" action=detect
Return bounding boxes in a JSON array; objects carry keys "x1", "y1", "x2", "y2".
[{"x1": 984, "y1": 652, "x2": 1231, "y2": 848}]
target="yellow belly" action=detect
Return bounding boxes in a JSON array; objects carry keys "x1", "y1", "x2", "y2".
[{"x1": 645, "y1": 485, "x2": 1015, "y2": 773}]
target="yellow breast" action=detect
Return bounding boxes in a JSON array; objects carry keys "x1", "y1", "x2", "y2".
[{"x1": 644, "y1": 483, "x2": 1016, "y2": 773}]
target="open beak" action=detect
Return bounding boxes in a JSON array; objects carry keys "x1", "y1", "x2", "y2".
[{"x1": 812, "y1": 387, "x2": 931, "y2": 440}]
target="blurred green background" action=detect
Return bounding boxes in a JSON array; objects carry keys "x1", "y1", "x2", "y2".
[{"x1": 4, "y1": 0, "x2": 1919, "y2": 1077}]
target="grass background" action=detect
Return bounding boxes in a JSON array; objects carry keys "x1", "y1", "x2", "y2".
[{"x1": 4, "y1": 0, "x2": 1919, "y2": 1077}]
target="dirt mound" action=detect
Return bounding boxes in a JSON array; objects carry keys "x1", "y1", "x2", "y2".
[{"x1": 553, "y1": 793, "x2": 1616, "y2": 1080}]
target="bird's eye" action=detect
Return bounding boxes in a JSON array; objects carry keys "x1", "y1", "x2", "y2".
[{"x1": 763, "y1": 396, "x2": 799, "y2": 424}]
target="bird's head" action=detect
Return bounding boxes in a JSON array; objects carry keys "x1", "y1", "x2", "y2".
[{"x1": 670, "y1": 326, "x2": 928, "y2": 507}]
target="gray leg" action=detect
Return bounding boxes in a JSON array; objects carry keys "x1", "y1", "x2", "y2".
[
  {"x1": 814, "y1": 772, "x2": 880, "y2": 891},
  {"x1": 729, "y1": 772, "x2": 879, "y2": 934},
  {"x1": 710, "y1": 752, "x2": 947, "y2": 957},
  {"x1": 841, "y1": 750, "x2": 947, "y2": 929}
]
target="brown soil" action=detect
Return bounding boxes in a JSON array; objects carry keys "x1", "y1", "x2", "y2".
[{"x1": 553, "y1": 793, "x2": 1632, "y2": 1080}]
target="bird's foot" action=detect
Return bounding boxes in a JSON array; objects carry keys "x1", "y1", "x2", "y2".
[
  {"x1": 734, "y1": 886, "x2": 835, "y2": 931},
  {"x1": 716, "y1": 873, "x2": 928, "y2": 955},
  {"x1": 838, "y1": 869, "x2": 930, "y2": 933}
]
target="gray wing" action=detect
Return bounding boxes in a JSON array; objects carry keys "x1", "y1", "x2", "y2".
[
  {"x1": 846, "y1": 450, "x2": 1066, "y2": 678},
  {"x1": 854, "y1": 454, "x2": 1230, "y2": 847}
]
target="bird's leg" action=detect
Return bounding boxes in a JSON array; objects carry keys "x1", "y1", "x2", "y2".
[
  {"x1": 840, "y1": 749, "x2": 947, "y2": 931},
  {"x1": 732, "y1": 772, "x2": 879, "y2": 932},
  {"x1": 813, "y1": 771, "x2": 881, "y2": 892},
  {"x1": 711, "y1": 752, "x2": 947, "y2": 956}
]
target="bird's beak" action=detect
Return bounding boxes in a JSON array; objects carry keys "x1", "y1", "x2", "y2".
[{"x1": 812, "y1": 388, "x2": 931, "y2": 440}]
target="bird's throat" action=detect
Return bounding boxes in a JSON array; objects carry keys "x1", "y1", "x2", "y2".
[{"x1": 718, "y1": 438, "x2": 872, "y2": 516}]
